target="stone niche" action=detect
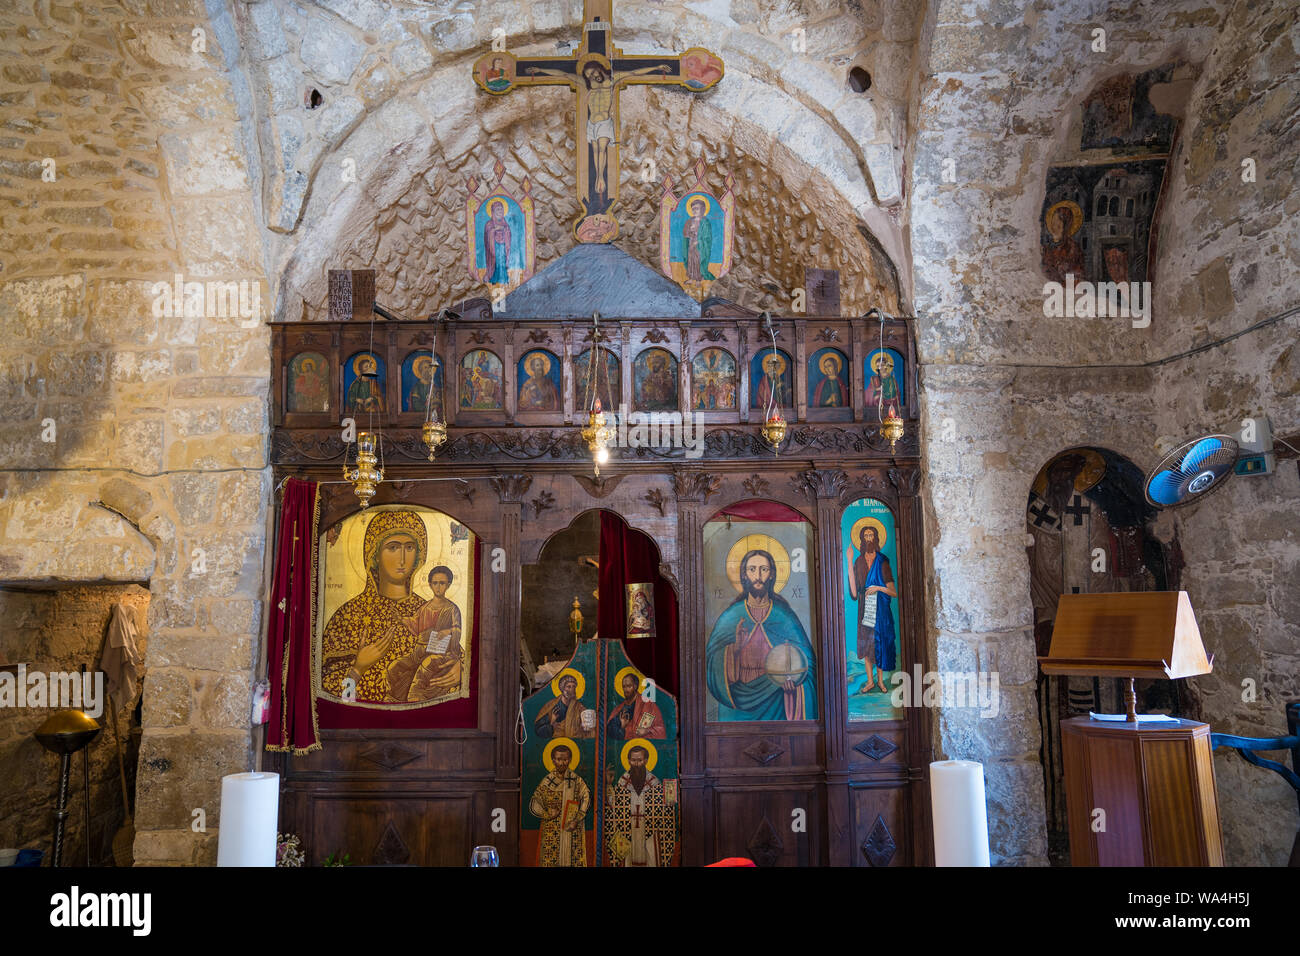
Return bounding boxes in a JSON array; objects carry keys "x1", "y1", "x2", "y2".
[{"x1": 0, "y1": 584, "x2": 149, "y2": 866}]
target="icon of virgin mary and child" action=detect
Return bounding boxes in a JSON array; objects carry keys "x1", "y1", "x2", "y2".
[{"x1": 320, "y1": 510, "x2": 466, "y2": 705}]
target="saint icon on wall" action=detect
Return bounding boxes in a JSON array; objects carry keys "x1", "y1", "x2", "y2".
[
  {"x1": 865, "y1": 348, "x2": 904, "y2": 416},
  {"x1": 401, "y1": 350, "x2": 443, "y2": 415},
  {"x1": 343, "y1": 351, "x2": 385, "y2": 415},
  {"x1": 750, "y1": 349, "x2": 793, "y2": 409},
  {"x1": 659, "y1": 159, "x2": 735, "y2": 299},
  {"x1": 528, "y1": 737, "x2": 591, "y2": 867},
  {"x1": 625, "y1": 583, "x2": 656, "y2": 640},
  {"x1": 606, "y1": 739, "x2": 677, "y2": 868},
  {"x1": 316, "y1": 506, "x2": 474, "y2": 709},
  {"x1": 460, "y1": 349, "x2": 503, "y2": 410},
  {"x1": 1042, "y1": 199, "x2": 1085, "y2": 284},
  {"x1": 633, "y1": 349, "x2": 678, "y2": 411},
  {"x1": 288, "y1": 352, "x2": 329, "y2": 413},
  {"x1": 465, "y1": 159, "x2": 535, "y2": 300},
  {"x1": 808, "y1": 348, "x2": 849, "y2": 408},
  {"x1": 704, "y1": 524, "x2": 818, "y2": 721},
  {"x1": 691, "y1": 348, "x2": 736, "y2": 410},
  {"x1": 606, "y1": 667, "x2": 664, "y2": 738},
  {"x1": 842, "y1": 500, "x2": 901, "y2": 721},
  {"x1": 517, "y1": 349, "x2": 561, "y2": 411},
  {"x1": 534, "y1": 668, "x2": 597, "y2": 740}
]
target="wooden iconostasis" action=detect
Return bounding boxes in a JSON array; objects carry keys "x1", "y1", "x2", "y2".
[{"x1": 267, "y1": 313, "x2": 932, "y2": 867}]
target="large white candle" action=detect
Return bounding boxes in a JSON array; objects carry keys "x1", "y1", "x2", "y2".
[
  {"x1": 217, "y1": 772, "x2": 280, "y2": 867},
  {"x1": 930, "y1": 759, "x2": 990, "y2": 867}
]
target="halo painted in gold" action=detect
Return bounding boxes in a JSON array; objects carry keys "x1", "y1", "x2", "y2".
[
  {"x1": 818, "y1": 351, "x2": 843, "y2": 374},
  {"x1": 1046, "y1": 200, "x2": 1084, "y2": 237},
  {"x1": 550, "y1": 666, "x2": 586, "y2": 699},
  {"x1": 523, "y1": 350, "x2": 552, "y2": 375},
  {"x1": 870, "y1": 352, "x2": 895, "y2": 375},
  {"x1": 613, "y1": 666, "x2": 646, "y2": 696},
  {"x1": 849, "y1": 515, "x2": 889, "y2": 551},
  {"x1": 620, "y1": 738, "x2": 658, "y2": 772},
  {"x1": 725, "y1": 533, "x2": 791, "y2": 594},
  {"x1": 684, "y1": 192, "x2": 712, "y2": 216},
  {"x1": 412, "y1": 354, "x2": 433, "y2": 379},
  {"x1": 352, "y1": 352, "x2": 378, "y2": 376},
  {"x1": 542, "y1": 736, "x2": 580, "y2": 772},
  {"x1": 762, "y1": 353, "x2": 787, "y2": 376}
]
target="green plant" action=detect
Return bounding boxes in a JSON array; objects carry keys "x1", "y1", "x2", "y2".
[{"x1": 323, "y1": 851, "x2": 352, "y2": 867}]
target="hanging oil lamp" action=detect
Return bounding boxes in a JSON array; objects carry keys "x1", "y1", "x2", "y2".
[
  {"x1": 580, "y1": 312, "x2": 616, "y2": 476},
  {"x1": 343, "y1": 430, "x2": 384, "y2": 508},
  {"x1": 868, "y1": 307, "x2": 905, "y2": 454},
  {"x1": 421, "y1": 317, "x2": 447, "y2": 460},
  {"x1": 759, "y1": 311, "x2": 786, "y2": 453}
]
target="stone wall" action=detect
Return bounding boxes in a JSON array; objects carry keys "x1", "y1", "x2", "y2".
[
  {"x1": 908, "y1": 0, "x2": 1247, "y2": 864},
  {"x1": 0, "y1": 585, "x2": 149, "y2": 865},
  {"x1": 227, "y1": 0, "x2": 923, "y2": 319},
  {"x1": 0, "y1": 0, "x2": 270, "y2": 865},
  {"x1": 1147, "y1": 0, "x2": 1300, "y2": 865}
]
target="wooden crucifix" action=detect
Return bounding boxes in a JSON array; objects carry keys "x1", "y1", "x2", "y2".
[{"x1": 472, "y1": 0, "x2": 724, "y2": 244}]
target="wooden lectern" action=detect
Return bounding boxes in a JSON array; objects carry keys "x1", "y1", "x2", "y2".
[{"x1": 1041, "y1": 592, "x2": 1223, "y2": 866}]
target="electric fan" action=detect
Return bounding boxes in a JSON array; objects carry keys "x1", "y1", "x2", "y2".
[{"x1": 1143, "y1": 434, "x2": 1239, "y2": 508}]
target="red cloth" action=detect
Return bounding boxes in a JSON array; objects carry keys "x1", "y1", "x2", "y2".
[
  {"x1": 709, "y1": 499, "x2": 806, "y2": 522},
  {"x1": 598, "y1": 512, "x2": 680, "y2": 697},
  {"x1": 265, "y1": 478, "x2": 321, "y2": 753},
  {"x1": 706, "y1": 857, "x2": 757, "y2": 866},
  {"x1": 317, "y1": 538, "x2": 481, "y2": 729}
]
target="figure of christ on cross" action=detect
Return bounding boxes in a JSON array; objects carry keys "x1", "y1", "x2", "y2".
[{"x1": 472, "y1": 0, "x2": 724, "y2": 243}]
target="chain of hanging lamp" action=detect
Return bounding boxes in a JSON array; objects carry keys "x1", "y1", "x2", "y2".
[
  {"x1": 342, "y1": 303, "x2": 386, "y2": 508},
  {"x1": 579, "y1": 311, "x2": 616, "y2": 476},
  {"x1": 759, "y1": 310, "x2": 787, "y2": 453}
]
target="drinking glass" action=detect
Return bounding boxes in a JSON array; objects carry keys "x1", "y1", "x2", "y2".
[{"x1": 470, "y1": 845, "x2": 499, "y2": 867}]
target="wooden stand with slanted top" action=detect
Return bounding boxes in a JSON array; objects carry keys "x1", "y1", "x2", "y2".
[{"x1": 1041, "y1": 591, "x2": 1221, "y2": 866}]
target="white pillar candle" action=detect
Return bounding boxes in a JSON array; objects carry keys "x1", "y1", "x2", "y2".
[
  {"x1": 930, "y1": 759, "x2": 991, "y2": 867},
  {"x1": 217, "y1": 772, "x2": 280, "y2": 867}
]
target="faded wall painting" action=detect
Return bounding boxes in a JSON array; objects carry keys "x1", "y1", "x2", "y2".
[
  {"x1": 460, "y1": 349, "x2": 504, "y2": 410},
  {"x1": 691, "y1": 347, "x2": 736, "y2": 410},
  {"x1": 633, "y1": 348, "x2": 678, "y2": 411},
  {"x1": 574, "y1": 348, "x2": 620, "y2": 411},
  {"x1": 288, "y1": 351, "x2": 329, "y2": 413},
  {"x1": 703, "y1": 513, "x2": 817, "y2": 721},
  {"x1": 841, "y1": 498, "x2": 902, "y2": 722},
  {"x1": 315, "y1": 506, "x2": 475, "y2": 710}
]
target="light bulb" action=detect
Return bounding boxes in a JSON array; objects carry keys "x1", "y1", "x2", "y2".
[{"x1": 596, "y1": 446, "x2": 609, "y2": 464}]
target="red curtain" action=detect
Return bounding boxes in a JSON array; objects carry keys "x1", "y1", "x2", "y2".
[
  {"x1": 265, "y1": 478, "x2": 321, "y2": 754},
  {"x1": 597, "y1": 512, "x2": 679, "y2": 697},
  {"x1": 317, "y1": 539, "x2": 481, "y2": 730},
  {"x1": 709, "y1": 499, "x2": 807, "y2": 522}
]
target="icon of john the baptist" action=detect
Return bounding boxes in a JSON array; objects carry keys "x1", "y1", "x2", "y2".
[{"x1": 320, "y1": 509, "x2": 465, "y2": 705}]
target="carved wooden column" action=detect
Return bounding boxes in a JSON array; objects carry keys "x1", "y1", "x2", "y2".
[
  {"x1": 798, "y1": 467, "x2": 852, "y2": 865},
  {"x1": 490, "y1": 473, "x2": 531, "y2": 864},
  {"x1": 672, "y1": 468, "x2": 720, "y2": 866},
  {"x1": 890, "y1": 465, "x2": 934, "y2": 866}
]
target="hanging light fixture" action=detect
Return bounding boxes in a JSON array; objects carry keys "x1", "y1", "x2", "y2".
[
  {"x1": 422, "y1": 311, "x2": 449, "y2": 460},
  {"x1": 759, "y1": 311, "x2": 787, "y2": 453},
  {"x1": 867, "y1": 308, "x2": 905, "y2": 453},
  {"x1": 344, "y1": 303, "x2": 387, "y2": 507},
  {"x1": 580, "y1": 312, "x2": 616, "y2": 476}
]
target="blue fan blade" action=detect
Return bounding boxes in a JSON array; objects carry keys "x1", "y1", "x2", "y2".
[
  {"x1": 1181, "y1": 438, "x2": 1224, "y2": 473},
  {"x1": 1148, "y1": 470, "x2": 1185, "y2": 505}
]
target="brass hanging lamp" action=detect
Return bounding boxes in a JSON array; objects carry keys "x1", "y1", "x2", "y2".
[{"x1": 579, "y1": 312, "x2": 616, "y2": 476}]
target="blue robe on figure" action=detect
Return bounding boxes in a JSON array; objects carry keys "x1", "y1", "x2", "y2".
[
  {"x1": 855, "y1": 552, "x2": 897, "y2": 671},
  {"x1": 705, "y1": 595, "x2": 817, "y2": 721}
]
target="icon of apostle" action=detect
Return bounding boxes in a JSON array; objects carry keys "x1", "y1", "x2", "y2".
[
  {"x1": 606, "y1": 743, "x2": 676, "y2": 867},
  {"x1": 528, "y1": 741, "x2": 590, "y2": 867}
]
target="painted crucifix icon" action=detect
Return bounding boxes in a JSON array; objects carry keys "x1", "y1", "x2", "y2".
[{"x1": 472, "y1": 0, "x2": 724, "y2": 244}]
